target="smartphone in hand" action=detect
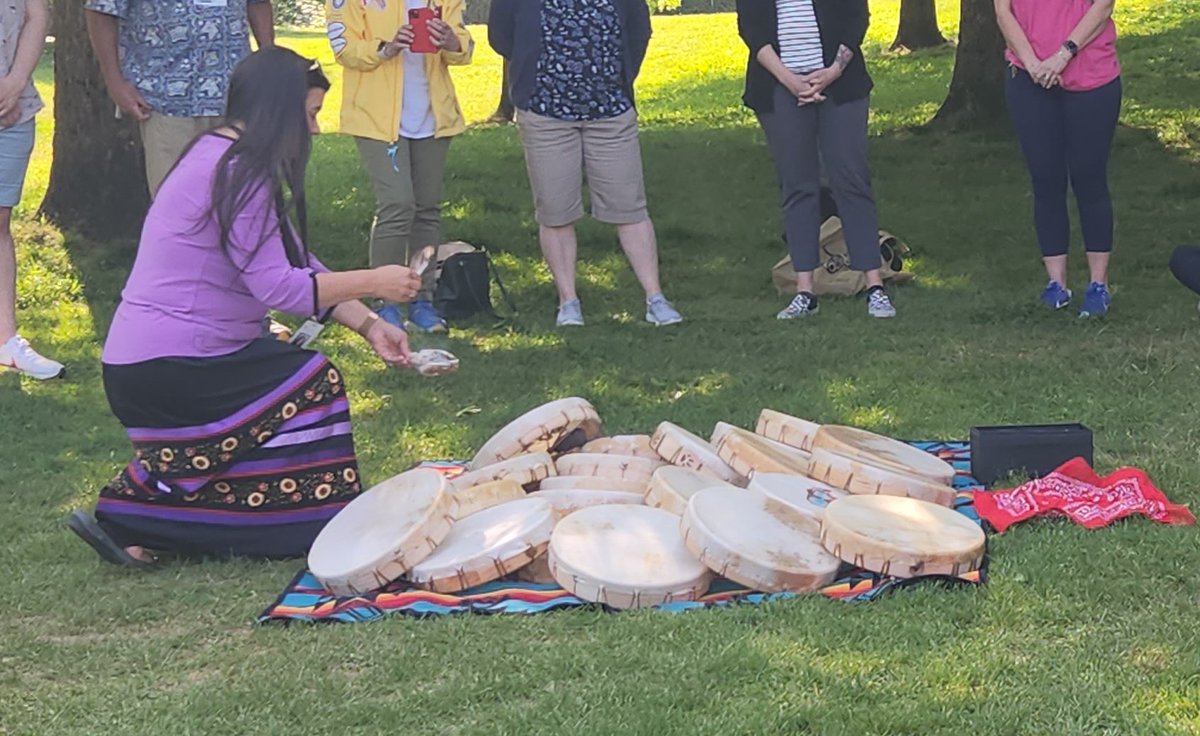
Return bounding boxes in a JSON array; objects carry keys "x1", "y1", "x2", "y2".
[{"x1": 408, "y1": 6, "x2": 443, "y2": 54}]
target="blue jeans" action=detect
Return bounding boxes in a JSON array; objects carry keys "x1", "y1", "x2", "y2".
[{"x1": 1006, "y1": 69, "x2": 1122, "y2": 257}]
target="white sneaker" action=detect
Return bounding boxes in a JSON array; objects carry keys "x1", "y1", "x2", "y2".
[
  {"x1": 0, "y1": 335, "x2": 65, "y2": 380},
  {"x1": 867, "y1": 289, "x2": 897, "y2": 319},
  {"x1": 777, "y1": 292, "x2": 819, "y2": 320}
]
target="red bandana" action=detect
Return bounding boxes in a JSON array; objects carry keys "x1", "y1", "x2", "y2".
[{"x1": 973, "y1": 457, "x2": 1196, "y2": 533}]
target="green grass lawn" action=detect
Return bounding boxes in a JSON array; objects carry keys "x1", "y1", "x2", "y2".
[{"x1": 5, "y1": 2, "x2": 1200, "y2": 733}]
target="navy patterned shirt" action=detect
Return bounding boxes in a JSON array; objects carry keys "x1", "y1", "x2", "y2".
[
  {"x1": 84, "y1": 0, "x2": 265, "y2": 118},
  {"x1": 528, "y1": 0, "x2": 633, "y2": 122}
]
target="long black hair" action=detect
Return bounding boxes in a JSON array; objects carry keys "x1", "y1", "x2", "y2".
[{"x1": 206, "y1": 47, "x2": 330, "y2": 268}]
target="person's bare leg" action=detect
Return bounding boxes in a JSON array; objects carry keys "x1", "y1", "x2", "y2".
[
  {"x1": 795, "y1": 270, "x2": 815, "y2": 294},
  {"x1": 865, "y1": 269, "x2": 884, "y2": 289},
  {"x1": 616, "y1": 218, "x2": 664, "y2": 298},
  {"x1": 1043, "y1": 255, "x2": 1068, "y2": 285},
  {"x1": 539, "y1": 223, "x2": 580, "y2": 303},
  {"x1": 0, "y1": 208, "x2": 16, "y2": 342},
  {"x1": 1086, "y1": 252, "x2": 1109, "y2": 285}
]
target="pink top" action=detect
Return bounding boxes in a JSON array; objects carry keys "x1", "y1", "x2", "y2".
[
  {"x1": 103, "y1": 135, "x2": 328, "y2": 365},
  {"x1": 1005, "y1": 0, "x2": 1120, "y2": 92}
]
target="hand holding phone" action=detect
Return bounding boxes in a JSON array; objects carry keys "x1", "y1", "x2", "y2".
[{"x1": 407, "y1": 6, "x2": 442, "y2": 54}]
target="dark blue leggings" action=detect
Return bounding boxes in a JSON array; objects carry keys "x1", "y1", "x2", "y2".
[
  {"x1": 1006, "y1": 69, "x2": 1122, "y2": 257},
  {"x1": 1170, "y1": 246, "x2": 1200, "y2": 296}
]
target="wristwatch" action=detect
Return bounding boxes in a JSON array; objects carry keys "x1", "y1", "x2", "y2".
[{"x1": 1063, "y1": 40, "x2": 1079, "y2": 57}]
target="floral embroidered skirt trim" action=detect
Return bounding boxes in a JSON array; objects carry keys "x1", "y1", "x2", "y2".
[{"x1": 97, "y1": 339, "x2": 362, "y2": 559}]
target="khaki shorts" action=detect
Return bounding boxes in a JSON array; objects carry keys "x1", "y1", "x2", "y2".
[
  {"x1": 140, "y1": 114, "x2": 222, "y2": 197},
  {"x1": 516, "y1": 108, "x2": 649, "y2": 227}
]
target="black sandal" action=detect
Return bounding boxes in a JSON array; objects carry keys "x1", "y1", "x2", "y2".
[{"x1": 66, "y1": 511, "x2": 154, "y2": 568}]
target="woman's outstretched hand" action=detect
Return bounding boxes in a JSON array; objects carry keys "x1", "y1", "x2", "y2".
[{"x1": 365, "y1": 319, "x2": 412, "y2": 367}]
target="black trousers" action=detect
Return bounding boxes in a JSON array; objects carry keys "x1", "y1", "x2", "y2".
[{"x1": 757, "y1": 86, "x2": 882, "y2": 273}]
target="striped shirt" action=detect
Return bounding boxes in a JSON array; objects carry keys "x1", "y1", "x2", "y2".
[{"x1": 777, "y1": 0, "x2": 825, "y2": 74}]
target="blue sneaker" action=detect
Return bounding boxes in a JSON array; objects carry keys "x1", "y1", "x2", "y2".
[
  {"x1": 1079, "y1": 282, "x2": 1111, "y2": 318},
  {"x1": 1040, "y1": 281, "x2": 1072, "y2": 310},
  {"x1": 377, "y1": 303, "x2": 406, "y2": 329},
  {"x1": 407, "y1": 299, "x2": 448, "y2": 333}
]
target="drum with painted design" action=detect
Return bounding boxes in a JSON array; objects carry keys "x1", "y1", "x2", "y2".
[{"x1": 747, "y1": 472, "x2": 847, "y2": 531}]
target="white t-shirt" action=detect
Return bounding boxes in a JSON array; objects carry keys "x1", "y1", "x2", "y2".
[
  {"x1": 400, "y1": 0, "x2": 437, "y2": 140},
  {"x1": 777, "y1": 0, "x2": 825, "y2": 74}
]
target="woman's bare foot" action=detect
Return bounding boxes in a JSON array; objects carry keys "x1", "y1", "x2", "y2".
[{"x1": 125, "y1": 546, "x2": 157, "y2": 564}]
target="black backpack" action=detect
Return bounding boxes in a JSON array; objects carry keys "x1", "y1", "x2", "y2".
[{"x1": 432, "y1": 244, "x2": 517, "y2": 321}]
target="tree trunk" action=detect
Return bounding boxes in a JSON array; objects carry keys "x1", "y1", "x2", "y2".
[
  {"x1": 931, "y1": 0, "x2": 1007, "y2": 130},
  {"x1": 490, "y1": 59, "x2": 515, "y2": 123},
  {"x1": 40, "y1": 1, "x2": 148, "y2": 239},
  {"x1": 891, "y1": 0, "x2": 947, "y2": 50}
]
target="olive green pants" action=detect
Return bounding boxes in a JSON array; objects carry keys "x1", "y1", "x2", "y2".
[{"x1": 355, "y1": 136, "x2": 451, "y2": 301}]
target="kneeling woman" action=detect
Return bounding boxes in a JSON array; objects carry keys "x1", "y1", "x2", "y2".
[{"x1": 68, "y1": 49, "x2": 422, "y2": 565}]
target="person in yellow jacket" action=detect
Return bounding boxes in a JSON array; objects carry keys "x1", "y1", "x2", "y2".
[{"x1": 326, "y1": 0, "x2": 473, "y2": 332}]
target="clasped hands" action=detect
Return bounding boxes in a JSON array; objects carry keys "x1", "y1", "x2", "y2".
[
  {"x1": 380, "y1": 18, "x2": 461, "y2": 59},
  {"x1": 783, "y1": 65, "x2": 842, "y2": 106},
  {"x1": 1026, "y1": 47, "x2": 1072, "y2": 89}
]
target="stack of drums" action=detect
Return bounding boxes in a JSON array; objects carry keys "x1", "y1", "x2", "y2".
[
  {"x1": 805, "y1": 425, "x2": 958, "y2": 507},
  {"x1": 307, "y1": 399, "x2": 984, "y2": 610}
]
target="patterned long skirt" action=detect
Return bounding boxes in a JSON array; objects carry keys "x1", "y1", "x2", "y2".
[{"x1": 96, "y1": 340, "x2": 362, "y2": 558}]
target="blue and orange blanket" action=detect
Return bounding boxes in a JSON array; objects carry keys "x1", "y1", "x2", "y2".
[{"x1": 259, "y1": 442, "x2": 987, "y2": 624}]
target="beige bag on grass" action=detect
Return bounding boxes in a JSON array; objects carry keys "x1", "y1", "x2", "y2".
[{"x1": 772, "y1": 217, "x2": 914, "y2": 297}]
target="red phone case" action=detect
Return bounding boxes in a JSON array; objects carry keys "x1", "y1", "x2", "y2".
[{"x1": 408, "y1": 7, "x2": 442, "y2": 54}]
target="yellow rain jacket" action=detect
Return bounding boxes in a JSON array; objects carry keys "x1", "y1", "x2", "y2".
[{"x1": 325, "y1": 0, "x2": 473, "y2": 142}]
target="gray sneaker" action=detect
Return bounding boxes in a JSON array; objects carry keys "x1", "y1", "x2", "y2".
[
  {"x1": 556, "y1": 299, "x2": 584, "y2": 327},
  {"x1": 867, "y1": 288, "x2": 897, "y2": 319},
  {"x1": 645, "y1": 294, "x2": 683, "y2": 326},
  {"x1": 777, "y1": 292, "x2": 819, "y2": 320}
]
